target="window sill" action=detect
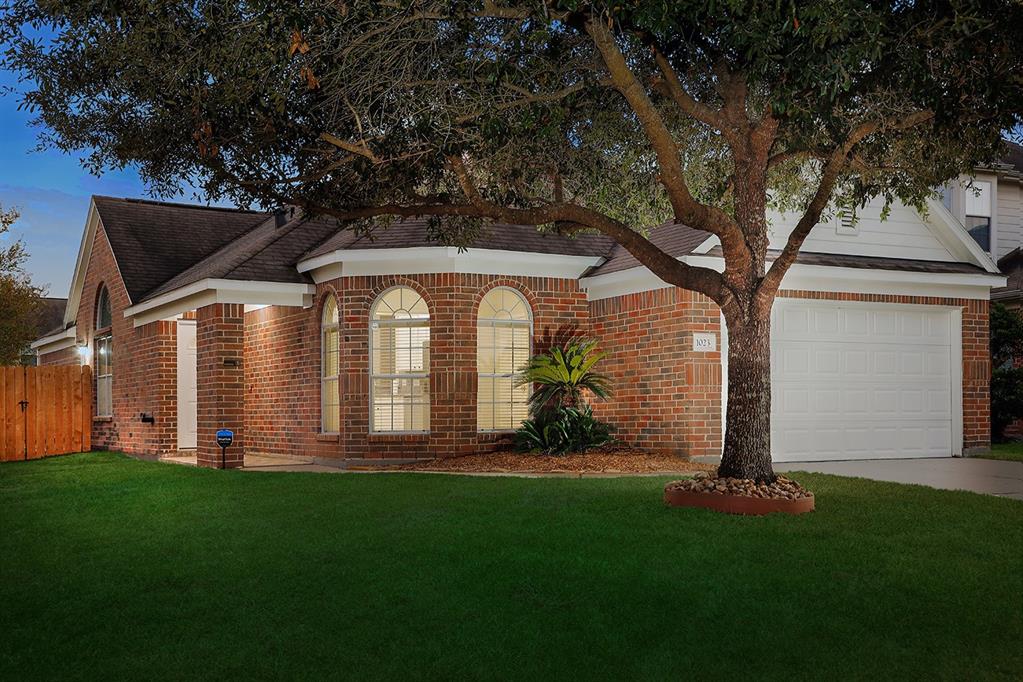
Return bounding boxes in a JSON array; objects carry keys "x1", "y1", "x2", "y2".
[
  {"x1": 368, "y1": 432, "x2": 430, "y2": 442},
  {"x1": 93, "y1": 416, "x2": 113, "y2": 423},
  {"x1": 316, "y1": 433, "x2": 339, "y2": 442}
]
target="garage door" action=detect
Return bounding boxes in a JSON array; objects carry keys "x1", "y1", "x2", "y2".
[{"x1": 770, "y1": 300, "x2": 960, "y2": 462}]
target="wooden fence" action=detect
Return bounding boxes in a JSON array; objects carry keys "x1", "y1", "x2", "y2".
[{"x1": 1, "y1": 365, "x2": 92, "y2": 461}]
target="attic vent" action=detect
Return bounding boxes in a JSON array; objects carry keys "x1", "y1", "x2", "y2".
[{"x1": 834, "y1": 209, "x2": 858, "y2": 236}]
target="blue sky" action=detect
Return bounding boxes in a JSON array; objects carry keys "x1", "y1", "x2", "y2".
[
  {"x1": 0, "y1": 64, "x2": 148, "y2": 298},
  {"x1": 0, "y1": 65, "x2": 230, "y2": 300}
]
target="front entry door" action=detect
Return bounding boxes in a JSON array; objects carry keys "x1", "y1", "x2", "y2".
[{"x1": 177, "y1": 320, "x2": 198, "y2": 449}]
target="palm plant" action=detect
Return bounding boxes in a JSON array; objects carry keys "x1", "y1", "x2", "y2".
[{"x1": 516, "y1": 338, "x2": 612, "y2": 415}]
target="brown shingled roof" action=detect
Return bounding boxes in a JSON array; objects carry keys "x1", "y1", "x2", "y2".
[
  {"x1": 302, "y1": 218, "x2": 613, "y2": 261},
  {"x1": 1000, "y1": 140, "x2": 1023, "y2": 174},
  {"x1": 583, "y1": 222, "x2": 711, "y2": 277},
  {"x1": 93, "y1": 196, "x2": 269, "y2": 302},
  {"x1": 703, "y1": 245, "x2": 989, "y2": 274}
]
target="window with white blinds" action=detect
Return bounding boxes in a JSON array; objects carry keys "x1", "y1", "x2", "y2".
[
  {"x1": 370, "y1": 286, "x2": 430, "y2": 432},
  {"x1": 321, "y1": 295, "x2": 340, "y2": 433},
  {"x1": 477, "y1": 287, "x2": 531, "y2": 431}
]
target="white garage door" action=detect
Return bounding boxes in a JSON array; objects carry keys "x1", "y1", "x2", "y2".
[{"x1": 770, "y1": 300, "x2": 961, "y2": 462}]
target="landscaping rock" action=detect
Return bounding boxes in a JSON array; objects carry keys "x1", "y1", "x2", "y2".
[{"x1": 664, "y1": 475, "x2": 813, "y2": 500}]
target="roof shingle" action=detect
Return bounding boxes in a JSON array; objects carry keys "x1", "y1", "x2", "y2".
[{"x1": 93, "y1": 196, "x2": 269, "y2": 302}]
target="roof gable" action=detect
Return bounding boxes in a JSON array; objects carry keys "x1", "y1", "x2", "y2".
[{"x1": 93, "y1": 196, "x2": 269, "y2": 302}]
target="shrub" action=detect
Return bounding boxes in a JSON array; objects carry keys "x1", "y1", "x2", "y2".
[
  {"x1": 990, "y1": 304, "x2": 1023, "y2": 442},
  {"x1": 515, "y1": 404, "x2": 616, "y2": 455},
  {"x1": 516, "y1": 338, "x2": 612, "y2": 413}
]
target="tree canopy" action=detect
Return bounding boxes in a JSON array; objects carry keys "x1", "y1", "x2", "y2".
[
  {"x1": 3, "y1": 0, "x2": 1021, "y2": 478},
  {"x1": 2, "y1": 2, "x2": 1020, "y2": 278},
  {"x1": 0, "y1": 206, "x2": 45, "y2": 365}
]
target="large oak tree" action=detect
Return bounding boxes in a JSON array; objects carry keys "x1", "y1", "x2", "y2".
[{"x1": 3, "y1": 1, "x2": 1021, "y2": 480}]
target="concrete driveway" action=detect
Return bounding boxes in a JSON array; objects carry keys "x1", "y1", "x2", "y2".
[{"x1": 777, "y1": 458, "x2": 1023, "y2": 500}]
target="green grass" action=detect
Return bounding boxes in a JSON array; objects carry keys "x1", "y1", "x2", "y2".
[
  {"x1": 983, "y1": 441, "x2": 1023, "y2": 462},
  {"x1": 1, "y1": 453, "x2": 1021, "y2": 681}
]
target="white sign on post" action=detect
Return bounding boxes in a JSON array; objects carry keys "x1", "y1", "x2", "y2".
[{"x1": 692, "y1": 332, "x2": 717, "y2": 352}]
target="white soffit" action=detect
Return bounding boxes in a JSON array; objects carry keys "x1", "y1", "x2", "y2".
[
  {"x1": 581, "y1": 254, "x2": 1006, "y2": 302},
  {"x1": 31, "y1": 326, "x2": 78, "y2": 353},
  {"x1": 123, "y1": 279, "x2": 316, "y2": 327},
  {"x1": 297, "y1": 246, "x2": 605, "y2": 283}
]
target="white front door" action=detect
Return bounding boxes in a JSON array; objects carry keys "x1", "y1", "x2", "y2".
[
  {"x1": 177, "y1": 320, "x2": 198, "y2": 449},
  {"x1": 769, "y1": 300, "x2": 960, "y2": 462}
]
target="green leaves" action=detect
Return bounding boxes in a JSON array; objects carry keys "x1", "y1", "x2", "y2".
[
  {"x1": 517, "y1": 338, "x2": 612, "y2": 414},
  {"x1": 514, "y1": 404, "x2": 616, "y2": 455}
]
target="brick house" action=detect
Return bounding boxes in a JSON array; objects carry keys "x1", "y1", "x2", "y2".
[{"x1": 32, "y1": 183, "x2": 1007, "y2": 468}]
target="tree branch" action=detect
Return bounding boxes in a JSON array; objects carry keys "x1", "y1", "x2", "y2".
[
  {"x1": 648, "y1": 43, "x2": 725, "y2": 133},
  {"x1": 758, "y1": 110, "x2": 934, "y2": 300},
  {"x1": 583, "y1": 14, "x2": 734, "y2": 238}
]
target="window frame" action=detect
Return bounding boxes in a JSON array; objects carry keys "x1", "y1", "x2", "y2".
[
  {"x1": 95, "y1": 333, "x2": 113, "y2": 417},
  {"x1": 94, "y1": 286, "x2": 113, "y2": 417},
  {"x1": 964, "y1": 179, "x2": 993, "y2": 255},
  {"x1": 320, "y1": 295, "x2": 340, "y2": 434},
  {"x1": 368, "y1": 286, "x2": 431, "y2": 434},
  {"x1": 476, "y1": 287, "x2": 533, "y2": 433}
]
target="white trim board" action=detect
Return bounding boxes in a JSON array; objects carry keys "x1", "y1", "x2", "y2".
[
  {"x1": 581, "y1": 255, "x2": 1006, "y2": 302},
  {"x1": 30, "y1": 326, "x2": 78, "y2": 354},
  {"x1": 123, "y1": 279, "x2": 316, "y2": 327},
  {"x1": 297, "y1": 246, "x2": 605, "y2": 282},
  {"x1": 62, "y1": 200, "x2": 100, "y2": 327}
]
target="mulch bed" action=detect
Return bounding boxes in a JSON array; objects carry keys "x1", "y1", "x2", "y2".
[
  {"x1": 389, "y1": 447, "x2": 716, "y2": 474},
  {"x1": 665, "y1": 471, "x2": 813, "y2": 499}
]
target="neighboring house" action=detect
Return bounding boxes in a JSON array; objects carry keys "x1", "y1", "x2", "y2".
[
  {"x1": 941, "y1": 139, "x2": 1023, "y2": 265},
  {"x1": 992, "y1": 247, "x2": 1022, "y2": 310},
  {"x1": 32, "y1": 178, "x2": 1005, "y2": 468},
  {"x1": 20, "y1": 297, "x2": 67, "y2": 365}
]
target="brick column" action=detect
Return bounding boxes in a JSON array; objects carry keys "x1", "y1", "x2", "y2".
[{"x1": 196, "y1": 303, "x2": 245, "y2": 468}]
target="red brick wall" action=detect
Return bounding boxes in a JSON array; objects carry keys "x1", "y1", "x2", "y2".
[
  {"x1": 37, "y1": 347, "x2": 79, "y2": 366},
  {"x1": 243, "y1": 274, "x2": 589, "y2": 459},
  {"x1": 196, "y1": 303, "x2": 245, "y2": 468},
  {"x1": 36, "y1": 222, "x2": 179, "y2": 456},
  {"x1": 40, "y1": 216, "x2": 993, "y2": 461},
  {"x1": 589, "y1": 287, "x2": 991, "y2": 456},
  {"x1": 589, "y1": 287, "x2": 722, "y2": 456}
]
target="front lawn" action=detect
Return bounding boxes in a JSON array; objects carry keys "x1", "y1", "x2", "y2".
[
  {"x1": 1, "y1": 452, "x2": 1020, "y2": 680},
  {"x1": 983, "y1": 441, "x2": 1023, "y2": 462}
]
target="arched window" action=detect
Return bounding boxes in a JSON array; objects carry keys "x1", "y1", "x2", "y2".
[
  {"x1": 477, "y1": 287, "x2": 531, "y2": 431},
  {"x1": 95, "y1": 286, "x2": 113, "y2": 417},
  {"x1": 321, "y1": 295, "x2": 340, "y2": 433},
  {"x1": 370, "y1": 286, "x2": 430, "y2": 432}
]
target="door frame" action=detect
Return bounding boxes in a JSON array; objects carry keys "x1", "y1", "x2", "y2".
[{"x1": 176, "y1": 319, "x2": 198, "y2": 450}]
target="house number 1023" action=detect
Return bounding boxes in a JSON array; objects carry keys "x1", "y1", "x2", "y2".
[{"x1": 692, "y1": 333, "x2": 717, "y2": 352}]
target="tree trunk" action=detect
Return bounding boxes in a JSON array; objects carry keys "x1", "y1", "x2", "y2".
[{"x1": 718, "y1": 309, "x2": 776, "y2": 482}]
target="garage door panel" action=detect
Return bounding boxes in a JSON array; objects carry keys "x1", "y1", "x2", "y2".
[
  {"x1": 768, "y1": 302, "x2": 957, "y2": 462},
  {"x1": 772, "y1": 418, "x2": 953, "y2": 461},
  {"x1": 775, "y1": 307, "x2": 951, "y2": 346},
  {"x1": 774, "y1": 342, "x2": 950, "y2": 383}
]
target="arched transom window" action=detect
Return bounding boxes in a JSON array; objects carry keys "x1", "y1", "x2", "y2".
[
  {"x1": 370, "y1": 286, "x2": 430, "y2": 432},
  {"x1": 95, "y1": 286, "x2": 113, "y2": 417},
  {"x1": 321, "y1": 295, "x2": 340, "y2": 433},
  {"x1": 477, "y1": 287, "x2": 531, "y2": 431}
]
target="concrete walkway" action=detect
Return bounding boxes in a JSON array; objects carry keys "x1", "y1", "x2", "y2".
[{"x1": 777, "y1": 458, "x2": 1023, "y2": 500}]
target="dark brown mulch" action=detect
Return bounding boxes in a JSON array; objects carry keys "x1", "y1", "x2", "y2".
[
  {"x1": 665, "y1": 471, "x2": 813, "y2": 499},
  {"x1": 389, "y1": 447, "x2": 716, "y2": 474}
]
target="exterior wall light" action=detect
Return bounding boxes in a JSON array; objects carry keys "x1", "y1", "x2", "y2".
[{"x1": 77, "y1": 343, "x2": 91, "y2": 364}]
